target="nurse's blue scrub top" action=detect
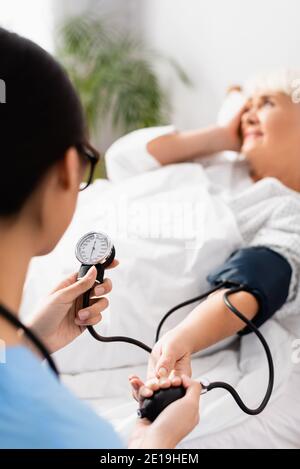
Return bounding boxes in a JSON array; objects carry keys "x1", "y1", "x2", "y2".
[{"x1": 0, "y1": 341, "x2": 122, "y2": 448}]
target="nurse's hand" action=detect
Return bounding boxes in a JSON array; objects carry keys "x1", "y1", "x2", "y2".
[
  {"x1": 26, "y1": 261, "x2": 118, "y2": 353},
  {"x1": 129, "y1": 375, "x2": 201, "y2": 449}
]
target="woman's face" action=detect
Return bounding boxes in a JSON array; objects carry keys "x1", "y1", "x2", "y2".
[{"x1": 241, "y1": 91, "x2": 300, "y2": 182}]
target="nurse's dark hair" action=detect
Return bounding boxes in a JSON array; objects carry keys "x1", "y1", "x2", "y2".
[{"x1": 0, "y1": 28, "x2": 86, "y2": 216}]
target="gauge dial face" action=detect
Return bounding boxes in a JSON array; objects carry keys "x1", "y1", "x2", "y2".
[{"x1": 75, "y1": 232, "x2": 112, "y2": 265}]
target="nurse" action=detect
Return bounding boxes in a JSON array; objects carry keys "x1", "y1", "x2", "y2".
[{"x1": 0, "y1": 28, "x2": 201, "y2": 449}]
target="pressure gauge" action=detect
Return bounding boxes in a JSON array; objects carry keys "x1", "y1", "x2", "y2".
[{"x1": 75, "y1": 231, "x2": 114, "y2": 266}]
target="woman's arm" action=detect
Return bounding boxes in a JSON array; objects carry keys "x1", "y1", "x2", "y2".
[
  {"x1": 106, "y1": 101, "x2": 246, "y2": 179},
  {"x1": 175, "y1": 288, "x2": 258, "y2": 353},
  {"x1": 147, "y1": 126, "x2": 235, "y2": 165},
  {"x1": 146, "y1": 288, "x2": 259, "y2": 380},
  {"x1": 147, "y1": 104, "x2": 245, "y2": 166}
]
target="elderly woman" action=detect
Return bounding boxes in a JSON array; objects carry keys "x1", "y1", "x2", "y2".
[{"x1": 104, "y1": 70, "x2": 300, "y2": 447}]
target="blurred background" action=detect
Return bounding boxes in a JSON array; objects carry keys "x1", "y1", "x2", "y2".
[{"x1": 2, "y1": 0, "x2": 300, "y2": 174}]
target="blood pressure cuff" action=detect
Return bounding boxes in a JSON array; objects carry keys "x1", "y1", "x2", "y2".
[{"x1": 207, "y1": 246, "x2": 292, "y2": 335}]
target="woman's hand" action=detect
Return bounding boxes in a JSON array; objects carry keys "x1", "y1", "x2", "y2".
[
  {"x1": 26, "y1": 260, "x2": 118, "y2": 353},
  {"x1": 146, "y1": 327, "x2": 193, "y2": 384},
  {"x1": 128, "y1": 375, "x2": 201, "y2": 449},
  {"x1": 218, "y1": 101, "x2": 247, "y2": 152}
]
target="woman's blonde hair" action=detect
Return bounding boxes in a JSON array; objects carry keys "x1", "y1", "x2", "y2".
[{"x1": 244, "y1": 68, "x2": 300, "y2": 103}]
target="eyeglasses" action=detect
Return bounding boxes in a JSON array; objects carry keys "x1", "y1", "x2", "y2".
[{"x1": 76, "y1": 142, "x2": 100, "y2": 191}]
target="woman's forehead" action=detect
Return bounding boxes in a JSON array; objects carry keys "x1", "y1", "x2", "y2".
[
  {"x1": 246, "y1": 91, "x2": 281, "y2": 102},
  {"x1": 246, "y1": 89, "x2": 293, "y2": 105}
]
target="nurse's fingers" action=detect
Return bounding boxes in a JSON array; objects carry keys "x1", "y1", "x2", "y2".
[
  {"x1": 139, "y1": 385, "x2": 154, "y2": 399},
  {"x1": 90, "y1": 278, "x2": 112, "y2": 298},
  {"x1": 51, "y1": 260, "x2": 118, "y2": 296},
  {"x1": 144, "y1": 375, "x2": 172, "y2": 393},
  {"x1": 144, "y1": 377, "x2": 160, "y2": 392},
  {"x1": 75, "y1": 296, "x2": 109, "y2": 325},
  {"x1": 170, "y1": 375, "x2": 182, "y2": 386},
  {"x1": 169, "y1": 370, "x2": 183, "y2": 387},
  {"x1": 51, "y1": 272, "x2": 79, "y2": 293},
  {"x1": 129, "y1": 375, "x2": 144, "y2": 401},
  {"x1": 59, "y1": 266, "x2": 98, "y2": 303},
  {"x1": 106, "y1": 259, "x2": 119, "y2": 269}
]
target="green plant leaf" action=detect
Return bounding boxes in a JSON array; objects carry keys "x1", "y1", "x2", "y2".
[{"x1": 56, "y1": 12, "x2": 191, "y2": 145}]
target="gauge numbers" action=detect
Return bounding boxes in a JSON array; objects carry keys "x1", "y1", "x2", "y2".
[{"x1": 76, "y1": 232, "x2": 111, "y2": 265}]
